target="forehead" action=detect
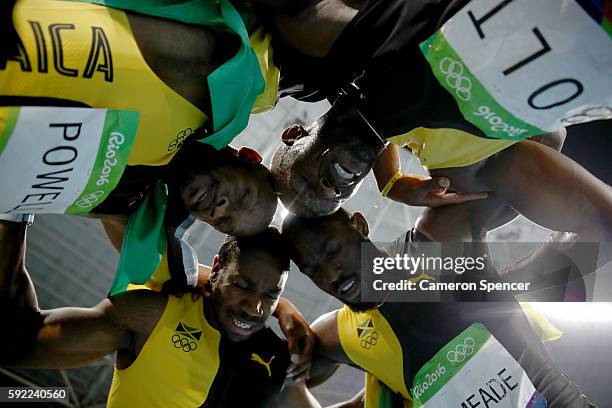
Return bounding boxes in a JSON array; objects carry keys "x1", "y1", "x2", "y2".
[
  {"x1": 291, "y1": 219, "x2": 355, "y2": 260},
  {"x1": 225, "y1": 249, "x2": 286, "y2": 287}
]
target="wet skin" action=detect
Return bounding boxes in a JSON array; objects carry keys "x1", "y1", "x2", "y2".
[{"x1": 207, "y1": 249, "x2": 288, "y2": 342}]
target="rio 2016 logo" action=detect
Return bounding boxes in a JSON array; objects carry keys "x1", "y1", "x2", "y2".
[
  {"x1": 439, "y1": 57, "x2": 472, "y2": 101},
  {"x1": 446, "y1": 337, "x2": 476, "y2": 364}
]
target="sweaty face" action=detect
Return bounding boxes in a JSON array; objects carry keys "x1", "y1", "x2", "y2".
[
  {"x1": 287, "y1": 217, "x2": 378, "y2": 311},
  {"x1": 210, "y1": 250, "x2": 287, "y2": 342},
  {"x1": 178, "y1": 157, "x2": 277, "y2": 236},
  {"x1": 272, "y1": 101, "x2": 382, "y2": 217}
]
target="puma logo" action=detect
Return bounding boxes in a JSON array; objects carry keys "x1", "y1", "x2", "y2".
[{"x1": 251, "y1": 353, "x2": 275, "y2": 377}]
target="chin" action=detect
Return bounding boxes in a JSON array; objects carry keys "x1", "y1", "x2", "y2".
[{"x1": 346, "y1": 300, "x2": 380, "y2": 313}]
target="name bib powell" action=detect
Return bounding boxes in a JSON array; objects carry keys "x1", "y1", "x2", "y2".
[{"x1": 0, "y1": 107, "x2": 138, "y2": 214}]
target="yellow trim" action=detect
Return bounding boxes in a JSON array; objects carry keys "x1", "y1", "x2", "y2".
[
  {"x1": 250, "y1": 26, "x2": 280, "y2": 114},
  {"x1": 519, "y1": 302, "x2": 563, "y2": 342},
  {"x1": 5, "y1": 0, "x2": 207, "y2": 167},
  {"x1": 337, "y1": 306, "x2": 410, "y2": 399},
  {"x1": 381, "y1": 170, "x2": 403, "y2": 198},
  {"x1": 108, "y1": 296, "x2": 221, "y2": 407},
  {"x1": 387, "y1": 127, "x2": 516, "y2": 170}
]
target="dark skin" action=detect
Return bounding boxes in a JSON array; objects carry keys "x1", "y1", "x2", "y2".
[
  {"x1": 126, "y1": 12, "x2": 236, "y2": 115},
  {"x1": 4, "y1": 6, "x2": 276, "y2": 236},
  {"x1": 274, "y1": 101, "x2": 612, "y2": 240},
  {"x1": 283, "y1": 212, "x2": 596, "y2": 406},
  {"x1": 267, "y1": 0, "x2": 612, "y2": 240},
  {"x1": 0, "y1": 221, "x2": 291, "y2": 372},
  {"x1": 101, "y1": 218, "x2": 315, "y2": 379},
  {"x1": 127, "y1": 14, "x2": 278, "y2": 235},
  {"x1": 283, "y1": 211, "x2": 380, "y2": 311}
]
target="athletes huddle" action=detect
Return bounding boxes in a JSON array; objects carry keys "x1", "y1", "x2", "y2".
[{"x1": 1, "y1": 0, "x2": 610, "y2": 407}]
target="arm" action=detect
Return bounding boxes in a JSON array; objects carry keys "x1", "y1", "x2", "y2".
[
  {"x1": 101, "y1": 216, "x2": 129, "y2": 252},
  {"x1": 275, "y1": 380, "x2": 321, "y2": 408},
  {"x1": 275, "y1": 380, "x2": 364, "y2": 408},
  {"x1": 0, "y1": 220, "x2": 36, "y2": 308},
  {"x1": 0, "y1": 221, "x2": 166, "y2": 371},
  {"x1": 306, "y1": 311, "x2": 345, "y2": 388},
  {"x1": 274, "y1": 298, "x2": 316, "y2": 381},
  {"x1": 373, "y1": 144, "x2": 487, "y2": 207},
  {"x1": 327, "y1": 388, "x2": 365, "y2": 408},
  {"x1": 0, "y1": 290, "x2": 166, "y2": 369}
]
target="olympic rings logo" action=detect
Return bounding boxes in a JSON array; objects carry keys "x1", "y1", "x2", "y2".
[
  {"x1": 75, "y1": 190, "x2": 105, "y2": 209},
  {"x1": 562, "y1": 106, "x2": 612, "y2": 125},
  {"x1": 360, "y1": 331, "x2": 379, "y2": 350},
  {"x1": 171, "y1": 334, "x2": 198, "y2": 352},
  {"x1": 168, "y1": 128, "x2": 194, "y2": 152},
  {"x1": 439, "y1": 57, "x2": 472, "y2": 102},
  {"x1": 446, "y1": 337, "x2": 475, "y2": 363}
]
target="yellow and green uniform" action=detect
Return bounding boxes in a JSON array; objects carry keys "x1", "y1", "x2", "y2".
[
  {"x1": 1, "y1": 0, "x2": 277, "y2": 167},
  {"x1": 1, "y1": 0, "x2": 279, "y2": 295},
  {"x1": 335, "y1": 301, "x2": 580, "y2": 408},
  {"x1": 108, "y1": 295, "x2": 289, "y2": 407},
  {"x1": 273, "y1": 0, "x2": 515, "y2": 170}
]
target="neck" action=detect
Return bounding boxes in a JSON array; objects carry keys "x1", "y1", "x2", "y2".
[
  {"x1": 203, "y1": 297, "x2": 221, "y2": 331},
  {"x1": 271, "y1": 0, "x2": 359, "y2": 57}
]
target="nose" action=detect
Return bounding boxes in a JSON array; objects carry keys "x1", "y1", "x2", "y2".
[
  {"x1": 241, "y1": 297, "x2": 264, "y2": 319},
  {"x1": 319, "y1": 266, "x2": 343, "y2": 286},
  {"x1": 209, "y1": 196, "x2": 229, "y2": 220},
  {"x1": 319, "y1": 177, "x2": 341, "y2": 197}
]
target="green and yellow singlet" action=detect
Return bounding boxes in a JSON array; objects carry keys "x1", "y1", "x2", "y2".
[
  {"x1": 108, "y1": 295, "x2": 288, "y2": 407},
  {"x1": 336, "y1": 302, "x2": 563, "y2": 407}
]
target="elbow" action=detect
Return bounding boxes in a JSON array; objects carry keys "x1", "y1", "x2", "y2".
[{"x1": 0, "y1": 300, "x2": 44, "y2": 366}]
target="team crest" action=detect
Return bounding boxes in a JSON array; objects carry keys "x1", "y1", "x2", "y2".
[
  {"x1": 251, "y1": 353, "x2": 275, "y2": 377},
  {"x1": 171, "y1": 322, "x2": 202, "y2": 352},
  {"x1": 358, "y1": 318, "x2": 378, "y2": 350}
]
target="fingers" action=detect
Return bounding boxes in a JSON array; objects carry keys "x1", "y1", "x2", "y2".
[
  {"x1": 429, "y1": 192, "x2": 489, "y2": 207},
  {"x1": 285, "y1": 328, "x2": 316, "y2": 380},
  {"x1": 287, "y1": 360, "x2": 311, "y2": 382}
]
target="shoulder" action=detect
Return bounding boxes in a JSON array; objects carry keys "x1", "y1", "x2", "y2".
[
  {"x1": 312, "y1": 309, "x2": 351, "y2": 363},
  {"x1": 104, "y1": 289, "x2": 168, "y2": 336}
]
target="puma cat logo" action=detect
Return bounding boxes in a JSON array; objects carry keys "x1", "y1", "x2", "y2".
[{"x1": 250, "y1": 353, "x2": 275, "y2": 377}]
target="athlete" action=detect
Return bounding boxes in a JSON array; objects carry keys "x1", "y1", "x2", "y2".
[
  {"x1": 267, "y1": 0, "x2": 612, "y2": 242},
  {"x1": 1, "y1": 0, "x2": 284, "y2": 290},
  {"x1": 0, "y1": 220, "x2": 311, "y2": 407},
  {"x1": 281, "y1": 209, "x2": 598, "y2": 407}
]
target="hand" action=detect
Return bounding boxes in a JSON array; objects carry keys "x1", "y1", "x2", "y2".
[
  {"x1": 388, "y1": 174, "x2": 488, "y2": 208},
  {"x1": 274, "y1": 298, "x2": 315, "y2": 381}
]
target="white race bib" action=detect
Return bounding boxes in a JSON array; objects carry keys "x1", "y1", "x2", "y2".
[
  {"x1": 421, "y1": 0, "x2": 612, "y2": 139},
  {"x1": 0, "y1": 107, "x2": 139, "y2": 214},
  {"x1": 411, "y1": 323, "x2": 546, "y2": 408}
]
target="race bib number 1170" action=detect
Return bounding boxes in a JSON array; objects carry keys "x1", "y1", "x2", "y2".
[
  {"x1": 420, "y1": 0, "x2": 612, "y2": 140},
  {"x1": 0, "y1": 107, "x2": 138, "y2": 214}
]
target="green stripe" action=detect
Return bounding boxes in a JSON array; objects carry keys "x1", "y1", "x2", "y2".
[
  {"x1": 0, "y1": 107, "x2": 20, "y2": 155},
  {"x1": 411, "y1": 323, "x2": 490, "y2": 407},
  {"x1": 109, "y1": 181, "x2": 168, "y2": 296},
  {"x1": 420, "y1": 32, "x2": 544, "y2": 140},
  {"x1": 65, "y1": 109, "x2": 139, "y2": 214}
]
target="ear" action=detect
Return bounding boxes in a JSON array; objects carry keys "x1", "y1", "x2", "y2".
[
  {"x1": 237, "y1": 147, "x2": 263, "y2": 164},
  {"x1": 350, "y1": 212, "x2": 369, "y2": 238},
  {"x1": 280, "y1": 124, "x2": 307, "y2": 146},
  {"x1": 210, "y1": 255, "x2": 221, "y2": 283}
]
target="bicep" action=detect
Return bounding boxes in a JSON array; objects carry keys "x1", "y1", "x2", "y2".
[
  {"x1": 100, "y1": 217, "x2": 128, "y2": 252},
  {"x1": 14, "y1": 300, "x2": 131, "y2": 369},
  {"x1": 308, "y1": 311, "x2": 344, "y2": 387}
]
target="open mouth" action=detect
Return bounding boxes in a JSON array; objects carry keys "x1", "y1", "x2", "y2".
[
  {"x1": 332, "y1": 162, "x2": 361, "y2": 182},
  {"x1": 232, "y1": 317, "x2": 253, "y2": 330},
  {"x1": 337, "y1": 276, "x2": 359, "y2": 299}
]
